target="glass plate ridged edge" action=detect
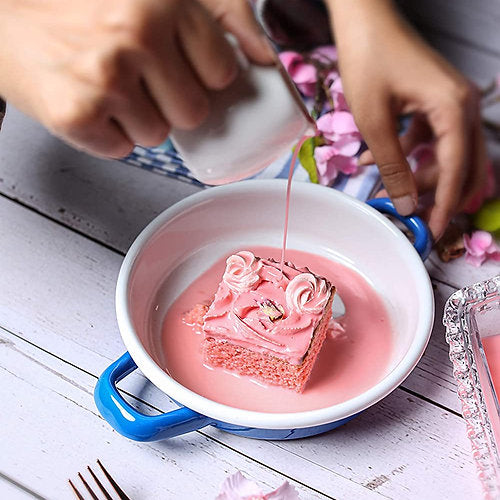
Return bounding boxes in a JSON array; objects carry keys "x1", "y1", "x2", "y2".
[{"x1": 443, "y1": 275, "x2": 500, "y2": 499}]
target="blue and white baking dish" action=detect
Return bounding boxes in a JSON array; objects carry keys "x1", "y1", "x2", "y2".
[{"x1": 95, "y1": 180, "x2": 434, "y2": 441}]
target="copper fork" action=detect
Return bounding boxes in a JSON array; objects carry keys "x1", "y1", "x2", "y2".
[{"x1": 69, "y1": 460, "x2": 130, "y2": 500}]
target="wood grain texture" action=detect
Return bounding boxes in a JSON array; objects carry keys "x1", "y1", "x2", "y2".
[
  {"x1": 0, "y1": 473, "x2": 42, "y2": 500},
  {"x1": 0, "y1": 327, "x2": 329, "y2": 500},
  {"x1": 0, "y1": 108, "x2": 201, "y2": 252}
]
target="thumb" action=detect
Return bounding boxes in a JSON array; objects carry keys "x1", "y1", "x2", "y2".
[
  {"x1": 211, "y1": 0, "x2": 275, "y2": 65},
  {"x1": 360, "y1": 107, "x2": 418, "y2": 216}
]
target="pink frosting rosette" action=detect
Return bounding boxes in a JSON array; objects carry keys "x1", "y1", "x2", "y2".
[
  {"x1": 285, "y1": 273, "x2": 330, "y2": 314},
  {"x1": 223, "y1": 251, "x2": 262, "y2": 293}
]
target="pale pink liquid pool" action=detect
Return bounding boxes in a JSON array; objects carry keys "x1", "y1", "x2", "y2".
[
  {"x1": 161, "y1": 246, "x2": 393, "y2": 413},
  {"x1": 480, "y1": 334, "x2": 500, "y2": 452},
  {"x1": 482, "y1": 334, "x2": 500, "y2": 402}
]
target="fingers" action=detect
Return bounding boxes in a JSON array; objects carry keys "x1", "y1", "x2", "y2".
[
  {"x1": 142, "y1": 31, "x2": 211, "y2": 130},
  {"x1": 426, "y1": 97, "x2": 469, "y2": 240},
  {"x1": 113, "y1": 80, "x2": 170, "y2": 147},
  {"x1": 357, "y1": 148, "x2": 374, "y2": 167},
  {"x1": 142, "y1": 0, "x2": 251, "y2": 130},
  {"x1": 460, "y1": 100, "x2": 488, "y2": 213},
  {"x1": 45, "y1": 84, "x2": 134, "y2": 158},
  {"x1": 177, "y1": 1, "x2": 239, "y2": 90},
  {"x1": 36, "y1": 0, "x2": 272, "y2": 158},
  {"x1": 209, "y1": 0, "x2": 275, "y2": 65},
  {"x1": 357, "y1": 102, "x2": 418, "y2": 216},
  {"x1": 399, "y1": 115, "x2": 433, "y2": 157},
  {"x1": 64, "y1": 118, "x2": 134, "y2": 159},
  {"x1": 360, "y1": 94, "x2": 481, "y2": 241},
  {"x1": 412, "y1": 162, "x2": 439, "y2": 194},
  {"x1": 358, "y1": 114, "x2": 432, "y2": 166}
]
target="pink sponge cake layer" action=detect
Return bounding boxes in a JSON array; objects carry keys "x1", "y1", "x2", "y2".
[{"x1": 202, "y1": 251, "x2": 335, "y2": 392}]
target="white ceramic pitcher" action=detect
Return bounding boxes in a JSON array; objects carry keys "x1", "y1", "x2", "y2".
[{"x1": 169, "y1": 38, "x2": 315, "y2": 185}]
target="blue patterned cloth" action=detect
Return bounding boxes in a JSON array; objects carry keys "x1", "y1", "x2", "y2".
[{"x1": 122, "y1": 137, "x2": 381, "y2": 202}]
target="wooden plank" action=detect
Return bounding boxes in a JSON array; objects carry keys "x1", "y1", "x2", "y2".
[
  {"x1": 402, "y1": 282, "x2": 464, "y2": 414},
  {"x1": 116, "y1": 347, "x2": 481, "y2": 499},
  {"x1": 0, "y1": 328, "x2": 328, "y2": 500},
  {"x1": 0, "y1": 193, "x2": 484, "y2": 499},
  {"x1": 0, "y1": 474, "x2": 43, "y2": 500},
  {"x1": 426, "y1": 253, "x2": 499, "y2": 291},
  {"x1": 266, "y1": 392, "x2": 480, "y2": 499},
  {"x1": 0, "y1": 108, "x2": 201, "y2": 252}
]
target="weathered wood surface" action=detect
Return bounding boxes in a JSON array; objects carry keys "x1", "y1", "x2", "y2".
[{"x1": 0, "y1": 327, "x2": 329, "y2": 500}]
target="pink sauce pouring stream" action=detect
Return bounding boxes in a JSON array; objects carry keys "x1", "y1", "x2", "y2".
[{"x1": 280, "y1": 135, "x2": 313, "y2": 271}]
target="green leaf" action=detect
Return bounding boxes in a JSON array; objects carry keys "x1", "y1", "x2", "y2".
[{"x1": 297, "y1": 137, "x2": 319, "y2": 184}]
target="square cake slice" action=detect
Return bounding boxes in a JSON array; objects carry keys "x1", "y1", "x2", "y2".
[{"x1": 202, "y1": 251, "x2": 335, "y2": 392}]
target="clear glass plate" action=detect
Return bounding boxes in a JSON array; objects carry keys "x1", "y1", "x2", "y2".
[{"x1": 444, "y1": 275, "x2": 500, "y2": 499}]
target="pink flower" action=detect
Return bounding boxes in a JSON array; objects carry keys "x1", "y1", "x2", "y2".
[
  {"x1": 314, "y1": 145, "x2": 358, "y2": 185},
  {"x1": 279, "y1": 46, "x2": 338, "y2": 97},
  {"x1": 216, "y1": 472, "x2": 299, "y2": 500},
  {"x1": 279, "y1": 51, "x2": 317, "y2": 96},
  {"x1": 463, "y1": 230, "x2": 500, "y2": 267},
  {"x1": 316, "y1": 111, "x2": 360, "y2": 142},
  {"x1": 314, "y1": 110, "x2": 362, "y2": 184},
  {"x1": 327, "y1": 77, "x2": 348, "y2": 111},
  {"x1": 310, "y1": 45, "x2": 337, "y2": 64}
]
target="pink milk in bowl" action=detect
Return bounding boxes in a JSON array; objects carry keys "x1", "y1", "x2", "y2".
[
  {"x1": 94, "y1": 180, "x2": 434, "y2": 441},
  {"x1": 444, "y1": 276, "x2": 500, "y2": 499},
  {"x1": 161, "y1": 246, "x2": 394, "y2": 413}
]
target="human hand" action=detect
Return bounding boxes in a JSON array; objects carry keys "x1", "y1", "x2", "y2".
[
  {"x1": 0, "y1": 0, "x2": 273, "y2": 158},
  {"x1": 326, "y1": 0, "x2": 487, "y2": 240}
]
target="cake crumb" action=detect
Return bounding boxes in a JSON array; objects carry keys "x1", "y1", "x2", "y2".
[{"x1": 182, "y1": 303, "x2": 209, "y2": 335}]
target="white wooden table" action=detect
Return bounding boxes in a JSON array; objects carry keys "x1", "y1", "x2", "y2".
[{"x1": 0, "y1": 104, "x2": 497, "y2": 500}]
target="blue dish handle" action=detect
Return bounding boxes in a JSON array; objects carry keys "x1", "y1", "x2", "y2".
[
  {"x1": 367, "y1": 197, "x2": 432, "y2": 260},
  {"x1": 94, "y1": 352, "x2": 213, "y2": 441}
]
